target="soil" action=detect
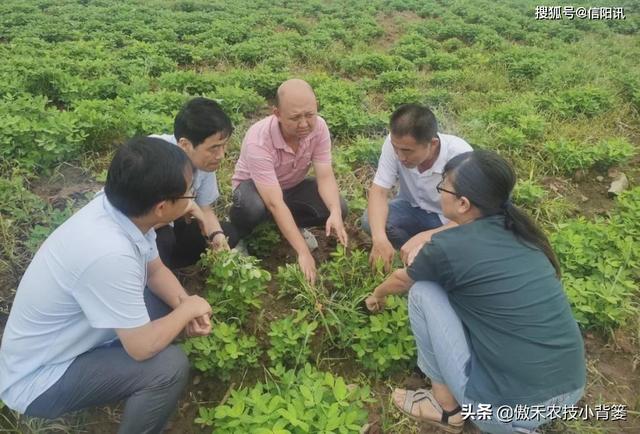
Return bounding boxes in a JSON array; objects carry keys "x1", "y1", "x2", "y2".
[
  {"x1": 563, "y1": 165, "x2": 636, "y2": 219},
  {"x1": 29, "y1": 164, "x2": 102, "y2": 209}
]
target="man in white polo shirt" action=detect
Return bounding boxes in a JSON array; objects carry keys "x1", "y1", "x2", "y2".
[
  {"x1": 363, "y1": 104, "x2": 472, "y2": 271},
  {"x1": 0, "y1": 137, "x2": 212, "y2": 433}
]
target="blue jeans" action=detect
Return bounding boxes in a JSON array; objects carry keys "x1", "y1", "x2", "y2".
[
  {"x1": 361, "y1": 198, "x2": 443, "y2": 249},
  {"x1": 408, "y1": 281, "x2": 584, "y2": 434}
]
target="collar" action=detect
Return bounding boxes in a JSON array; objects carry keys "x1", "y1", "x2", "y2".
[
  {"x1": 100, "y1": 192, "x2": 157, "y2": 255},
  {"x1": 269, "y1": 115, "x2": 289, "y2": 151},
  {"x1": 268, "y1": 115, "x2": 312, "y2": 153}
]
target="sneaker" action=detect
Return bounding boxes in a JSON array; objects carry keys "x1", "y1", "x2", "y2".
[
  {"x1": 232, "y1": 239, "x2": 249, "y2": 256},
  {"x1": 300, "y1": 228, "x2": 318, "y2": 251}
]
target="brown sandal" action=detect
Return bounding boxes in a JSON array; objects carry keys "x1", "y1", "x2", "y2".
[{"x1": 393, "y1": 388, "x2": 464, "y2": 434}]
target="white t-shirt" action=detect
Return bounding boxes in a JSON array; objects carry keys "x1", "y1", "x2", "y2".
[
  {"x1": 149, "y1": 134, "x2": 220, "y2": 207},
  {"x1": 0, "y1": 193, "x2": 157, "y2": 412},
  {"x1": 373, "y1": 133, "x2": 473, "y2": 220}
]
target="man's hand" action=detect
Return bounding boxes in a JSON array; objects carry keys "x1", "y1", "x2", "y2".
[
  {"x1": 178, "y1": 294, "x2": 212, "y2": 337},
  {"x1": 369, "y1": 238, "x2": 395, "y2": 273},
  {"x1": 181, "y1": 294, "x2": 212, "y2": 318},
  {"x1": 365, "y1": 294, "x2": 386, "y2": 313},
  {"x1": 185, "y1": 314, "x2": 212, "y2": 337},
  {"x1": 325, "y1": 211, "x2": 348, "y2": 246},
  {"x1": 298, "y1": 251, "x2": 317, "y2": 284},
  {"x1": 400, "y1": 231, "x2": 433, "y2": 266},
  {"x1": 209, "y1": 232, "x2": 230, "y2": 252},
  {"x1": 117, "y1": 293, "x2": 212, "y2": 362}
]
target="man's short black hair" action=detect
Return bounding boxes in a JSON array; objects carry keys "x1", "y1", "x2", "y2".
[
  {"x1": 173, "y1": 97, "x2": 233, "y2": 147},
  {"x1": 105, "y1": 137, "x2": 193, "y2": 217},
  {"x1": 389, "y1": 104, "x2": 438, "y2": 144}
]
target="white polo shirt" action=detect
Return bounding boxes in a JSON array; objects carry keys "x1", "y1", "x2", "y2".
[
  {"x1": 150, "y1": 134, "x2": 219, "y2": 207},
  {"x1": 0, "y1": 193, "x2": 157, "y2": 413},
  {"x1": 373, "y1": 133, "x2": 472, "y2": 220}
]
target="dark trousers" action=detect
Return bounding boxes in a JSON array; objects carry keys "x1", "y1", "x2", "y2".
[
  {"x1": 25, "y1": 290, "x2": 185, "y2": 434},
  {"x1": 156, "y1": 218, "x2": 239, "y2": 269},
  {"x1": 229, "y1": 177, "x2": 348, "y2": 239}
]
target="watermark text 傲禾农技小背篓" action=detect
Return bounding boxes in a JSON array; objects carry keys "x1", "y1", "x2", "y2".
[{"x1": 460, "y1": 403, "x2": 627, "y2": 423}]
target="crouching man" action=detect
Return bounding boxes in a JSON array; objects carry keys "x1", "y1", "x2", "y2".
[
  {"x1": 0, "y1": 137, "x2": 212, "y2": 434},
  {"x1": 230, "y1": 79, "x2": 348, "y2": 283},
  {"x1": 363, "y1": 104, "x2": 472, "y2": 271},
  {"x1": 152, "y1": 97, "x2": 237, "y2": 268}
]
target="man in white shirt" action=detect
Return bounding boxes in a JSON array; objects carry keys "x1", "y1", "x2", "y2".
[
  {"x1": 152, "y1": 97, "x2": 237, "y2": 268},
  {"x1": 363, "y1": 104, "x2": 472, "y2": 271},
  {"x1": 0, "y1": 137, "x2": 212, "y2": 433}
]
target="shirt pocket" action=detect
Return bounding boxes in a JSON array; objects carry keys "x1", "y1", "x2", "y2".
[
  {"x1": 280, "y1": 153, "x2": 296, "y2": 169},
  {"x1": 300, "y1": 151, "x2": 313, "y2": 168}
]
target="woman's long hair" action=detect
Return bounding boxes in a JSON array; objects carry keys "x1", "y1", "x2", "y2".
[{"x1": 444, "y1": 150, "x2": 561, "y2": 276}]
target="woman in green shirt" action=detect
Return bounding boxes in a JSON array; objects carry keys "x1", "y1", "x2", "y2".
[{"x1": 365, "y1": 150, "x2": 585, "y2": 433}]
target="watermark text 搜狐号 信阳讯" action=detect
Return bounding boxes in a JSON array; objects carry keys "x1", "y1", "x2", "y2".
[{"x1": 534, "y1": 6, "x2": 626, "y2": 20}]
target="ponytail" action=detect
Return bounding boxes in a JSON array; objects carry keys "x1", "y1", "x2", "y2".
[{"x1": 502, "y1": 202, "x2": 561, "y2": 277}]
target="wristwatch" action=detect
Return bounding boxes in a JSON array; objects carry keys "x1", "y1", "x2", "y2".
[{"x1": 206, "y1": 230, "x2": 225, "y2": 242}]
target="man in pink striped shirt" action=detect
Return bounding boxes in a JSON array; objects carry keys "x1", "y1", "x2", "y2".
[{"x1": 231, "y1": 79, "x2": 348, "y2": 283}]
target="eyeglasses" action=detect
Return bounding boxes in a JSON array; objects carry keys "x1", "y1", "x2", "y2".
[
  {"x1": 169, "y1": 186, "x2": 196, "y2": 201},
  {"x1": 436, "y1": 179, "x2": 459, "y2": 197},
  {"x1": 171, "y1": 194, "x2": 196, "y2": 200}
]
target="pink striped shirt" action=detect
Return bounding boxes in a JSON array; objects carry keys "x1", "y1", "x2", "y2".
[{"x1": 232, "y1": 115, "x2": 332, "y2": 191}]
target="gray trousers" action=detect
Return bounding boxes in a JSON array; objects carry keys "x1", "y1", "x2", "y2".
[{"x1": 24, "y1": 289, "x2": 189, "y2": 434}]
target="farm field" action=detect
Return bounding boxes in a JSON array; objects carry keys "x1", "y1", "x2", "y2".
[{"x1": 0, "y1": 0, "x2": 639, "y2": 433}]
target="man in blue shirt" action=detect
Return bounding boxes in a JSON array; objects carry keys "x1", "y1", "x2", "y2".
[
  {"x1": 152, "y1": 97, "x2": 238, "y2": 268},
  {"x1": 0, "y1": 137, "x2": 212, "y2": 433}
]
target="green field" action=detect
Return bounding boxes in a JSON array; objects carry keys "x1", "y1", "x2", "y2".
[{"x1": 0, "y1": 0, "x2": 638, "y2": 433}]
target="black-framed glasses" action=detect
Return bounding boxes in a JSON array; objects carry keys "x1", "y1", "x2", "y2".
[
  {"x1": 171, "y1": 194, "x2": 197, "y2": 200},
  {"x1": 436, "y1": 179, "x2": 459, "y2": 197},
  {"x1": 169, "y1": 186, "x2": 196, "y2": 201}
]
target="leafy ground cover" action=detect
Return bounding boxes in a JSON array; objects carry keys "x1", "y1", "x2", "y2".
[{"x1": 0, "y1": 0, "x2": 639, "y2": 433}]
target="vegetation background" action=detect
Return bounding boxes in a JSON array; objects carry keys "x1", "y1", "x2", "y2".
[{"x1": 0, "y1": 0, "x2": 638, "y2": 432}]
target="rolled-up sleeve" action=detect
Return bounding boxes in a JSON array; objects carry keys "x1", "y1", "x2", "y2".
[
  {"x1": 311, "y1": 117, "x2": 332, "y2": 165},
  {"x1": 372, "y1": 136, "x2": 398, "y2": 189},
  {"x1": 247, "y1": 142, "x2": 279, "y2": 186},
  {"x1": 407, "y1": 240, "x2": 455, "y2": 291},
  {"x1": 147, "y1": 240, "x2": 159, "y2": 262},
  {"x1": 195, "y1": 171, "x2": 220, "y2": 206}
]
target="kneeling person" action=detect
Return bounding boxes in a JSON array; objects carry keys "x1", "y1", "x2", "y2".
[
  {"x1": 363, "y1": 104, "x2": 472, "y2": 271},
  {"x1": 0, "y1": 138, "x2": 212, "y2": 433},
  {"x1": 230, "y1": 79, "x2": 348, "y2": 283}
]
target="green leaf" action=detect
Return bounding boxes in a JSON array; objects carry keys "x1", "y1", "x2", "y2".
[{"x1": 333, "y1": 377, "x2": 347, "y2": 401}]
